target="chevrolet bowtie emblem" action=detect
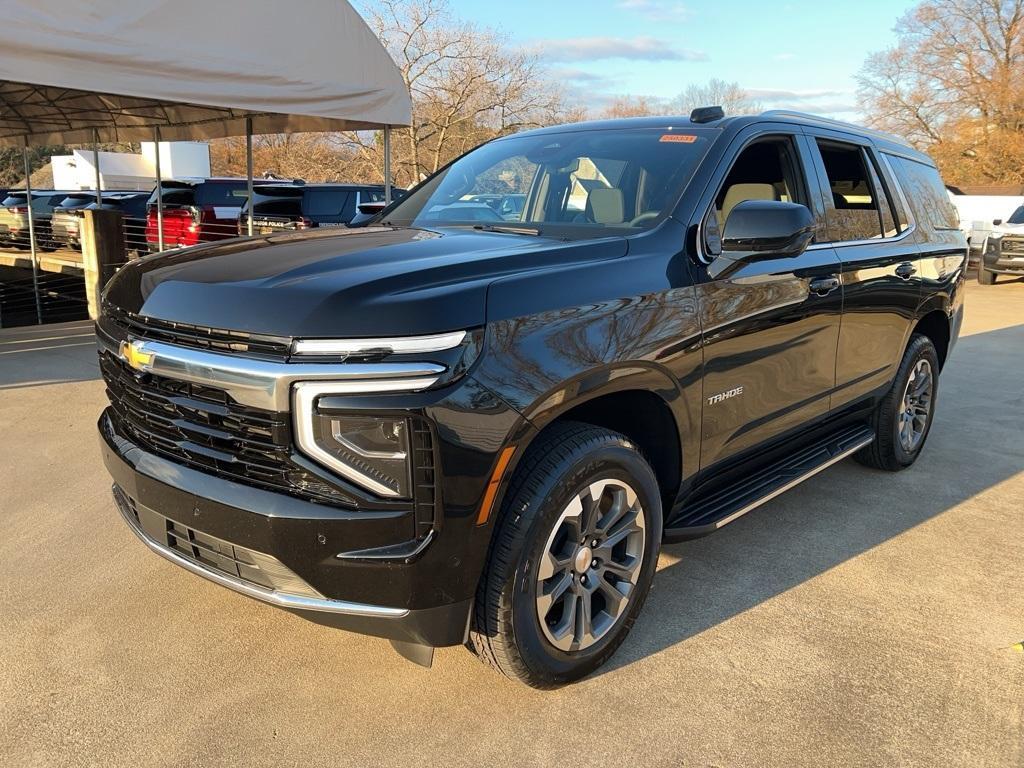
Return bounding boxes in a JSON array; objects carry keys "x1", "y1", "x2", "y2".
[{"x1": 119, "y1": 339, "x2": 154, "y2": 372}]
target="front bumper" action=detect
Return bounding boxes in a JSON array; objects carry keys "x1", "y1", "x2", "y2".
[
  {"x1": 982, "y1": 238, "x2": 1024, "y2": 274},
  {"x1": 100, "y1": 412, "x2": 474, "y2": 646}
]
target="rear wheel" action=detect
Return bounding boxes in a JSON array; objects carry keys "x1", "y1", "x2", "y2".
[
  {"x1": 978, "y1": 267, "x2": 996, "y2": 285},
  {"x1": 469, "y1": 422, "x2": 662, "y2": 688},
  {"x1": 857, "y1": 334, "x2": 939, "y2": 471}
]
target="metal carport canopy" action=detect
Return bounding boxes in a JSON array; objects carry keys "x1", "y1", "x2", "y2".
[{"x1": 0, "y1": 0, "x2": 411, "y2": 145}]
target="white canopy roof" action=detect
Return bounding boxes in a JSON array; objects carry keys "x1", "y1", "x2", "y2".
[{"x1": 0, "y1": 0, "x2": 412, "y2": 147}]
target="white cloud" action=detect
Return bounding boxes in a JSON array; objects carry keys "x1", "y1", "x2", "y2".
[
  {"x1": 745, "y1": 88, "x2": 858, "y2": 118},
  {"x1": 534, "y1": 36, "x2": 707, "y2": 63},
  {"x1": 616, "y1": 0, "x2": 692, "y2": 21}
]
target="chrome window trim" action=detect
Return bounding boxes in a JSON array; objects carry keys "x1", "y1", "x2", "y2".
[
  {"x1": 113, "y1": 486, "x2": 409, "y2": 618},
  {"x1": 292, "y1": 330, "x2": 467, "y2": 357},
  {"x1": 96, "y1": 333, "x2": 444, "y2": 411},
  {"x1": 292, "y1": 381, "x2": 436, "y2": 498}
]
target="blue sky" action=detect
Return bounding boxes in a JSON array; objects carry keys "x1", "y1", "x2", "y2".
[{"x1": 445, "y1": 0, "x2": 917, "y2": 120}]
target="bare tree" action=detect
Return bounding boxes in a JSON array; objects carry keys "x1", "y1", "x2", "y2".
[
  {"x1": 670, "y1": 79, "x2": 762, "y2": 115},
  {"x1": 598, "y1": 95, "x2": 668, "y2": 118},
  {"x1": 857, "y1": 0, "x2": 1024, "y2": 183},
  {"x1": 343, "y1": 0, "x2": 568, "y2": 187}
]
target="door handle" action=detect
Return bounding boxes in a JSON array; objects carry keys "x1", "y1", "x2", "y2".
[
  {"x1": 809, "y1": 275, "x2": 840, "y2": 295},
  {"x1": 895, "y1": 262, "x2": 917, "y2": 280}
]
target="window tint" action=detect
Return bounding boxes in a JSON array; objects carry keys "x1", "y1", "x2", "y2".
[
  {"x1": 714, "y1": 137, "x2": 807, "y2": 234},
  {"x1": 816, "y1": 140, "x2": 891, "y2": 241},
  {"x1": 887, "y1": 156, "x2": 960, "y2": 230},
  {"x1": 864, "y1": 156, "x2": 899, "y2": 237},
  {"x1": 2, "y1": 194, "x2": 27, "y2": 206},
  {"x1": 303, "y1": 188, "x2": 351, "y2": 216},
  {"x1": 148, "y1": 184, "x2": 195, "y2": 206},
  {"x1": 1008, "y1": 206, "x2": 1024, "y2": 225},
  {"x1": 196, "y1": 183, "x2": 250, "y2": 207},
  {"x1": 56, "y1": 194, "x2": 97, "y2": 209},
  {"x1": 360, "y1": 188, "x2": 386, "y2": 204}
]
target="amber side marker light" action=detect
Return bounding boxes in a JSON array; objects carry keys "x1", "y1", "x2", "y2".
[{"x1": 476, "y1": 446, "x2": 516, "y2": 526}]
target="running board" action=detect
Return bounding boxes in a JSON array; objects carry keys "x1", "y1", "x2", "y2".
[{"x1": 664, "y1": 424, "x2": 875, "y2": 541}]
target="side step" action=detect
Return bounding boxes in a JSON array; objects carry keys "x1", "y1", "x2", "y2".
[{"x1": 664, "y1": 424, "x2": 875, "y2": 541}]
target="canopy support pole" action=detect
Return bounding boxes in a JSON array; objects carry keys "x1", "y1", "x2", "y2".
[
  {"x1": 246, "y1": 117, "x2": 254, "y2": 237},
  {"x1": 153, "y1": 127, "x2": 163, "y2": 252},
  {"x1": 23, "y1": 142, "x2": 42, "y2": 325},
  {"x1": 383, "y1": 125, "x2": 392, "y2": 206},
  {"x1": 92, "y1": 129, "x2": 102, "y2": 205}
]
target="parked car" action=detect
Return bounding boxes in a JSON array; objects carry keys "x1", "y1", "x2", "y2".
[
  {"x1": 0, "y1": 190, "x2": 79, "y2": 250},
  {"x1": 49, "y1": 192, "x2": 105, "y2": 250},
  {"x1": 144, "y1": 178, "x2": 283, "y2": 251},
  {"x1": 89, "y1": 193, "x2": 152, "y2": 254},
  {"x1": 97, "y1": 109, "x2": 966, "y2": 687},
  {"x1": 237, "y1": 183, "x2": 388, "y2": 234},
  {"x1": 346, "y1": 189, "x2": 409, "y2": 228},
  {"x1": 977, "y1": 205, "x2": 1024, "y2": 284}
]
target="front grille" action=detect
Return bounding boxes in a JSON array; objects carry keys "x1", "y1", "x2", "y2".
[
  {"x1": 100, "y1": 350, "x2": 353, "y2": 504},
  {"x1": 105, "y1": 304, "x2": 291, "y2": 359},
  {"x1": 100, "y1": 350, "x2": 440, "y2": 527},
  {"x1": 1001, "y1": 235, "x2": 1024, "y2": 257}
]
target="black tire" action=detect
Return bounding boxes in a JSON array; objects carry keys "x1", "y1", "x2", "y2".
[
  {"x1": 469, "y1": 421, "x2": 662, "y2": 688},
  {"x1": 978, "y1": 267, "x2": 996, "y2": 285},
  {"x1": 856, "y1": 334, "x2": 940, "y2": 471}
]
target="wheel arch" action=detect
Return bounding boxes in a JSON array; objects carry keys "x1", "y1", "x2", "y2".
[
  {"x1": 504, "y1": 365, "x2": 688, "y2": 516},
  {"x1": 911, "y1": 307, "x2": 952, "y2": 369}
]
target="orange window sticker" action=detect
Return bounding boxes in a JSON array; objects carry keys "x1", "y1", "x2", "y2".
[{"x1": 659, "y1": 134, "x2": 698, "y2": 143}]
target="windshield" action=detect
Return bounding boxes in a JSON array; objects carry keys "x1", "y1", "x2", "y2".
[
  {"x1": 383, "y1": 127, "x2": 713, "y2": 236},
  {"x1": 1007, "y1": 206, "x2": 1024, "y2": 225}
]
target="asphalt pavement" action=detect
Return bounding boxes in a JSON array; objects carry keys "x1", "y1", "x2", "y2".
[{"x1": 1, "y1": 278, "x2": 1021, "y2": 767}]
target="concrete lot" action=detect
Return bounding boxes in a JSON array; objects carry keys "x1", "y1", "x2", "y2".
[{"x1": 1, "y1": 279, "x2": 1022, "y2": 767}]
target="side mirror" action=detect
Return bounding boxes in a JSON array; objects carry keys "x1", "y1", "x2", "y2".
[
  {"x1": 723, "y1": 199, "x2": 815, "y2": 258},
  {"x1": 993, "y1": 219, "x2": 1003, "y2": 226}
]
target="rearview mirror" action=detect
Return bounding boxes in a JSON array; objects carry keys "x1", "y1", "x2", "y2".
[
  {"x1": 993, "y1": 219, "x2": 1003, "y2": 226},
  {"x1": 708, "y1": 200, "x2": 815, "y2": 279}
]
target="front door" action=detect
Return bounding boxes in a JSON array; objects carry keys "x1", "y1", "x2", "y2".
[{"x1": 691, "y1": 129, "x2": 843, "y2": 469}]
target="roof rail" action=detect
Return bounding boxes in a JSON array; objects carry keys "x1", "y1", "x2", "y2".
[{"x1": 759, "y1": 110, "x2": 914, "y2": 148}]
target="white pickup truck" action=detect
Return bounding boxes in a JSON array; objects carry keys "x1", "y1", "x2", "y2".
[{"x1": 977, "y1": 204, "x2": 1024, "y2": 285}]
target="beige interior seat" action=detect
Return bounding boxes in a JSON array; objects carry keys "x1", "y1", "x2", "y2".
[
  {"x1": 721, "y1": 183, "x2": 778, "y2": 226},
  {"x1": 587, "y1": 188, "x2": 624, "y2": 224}
]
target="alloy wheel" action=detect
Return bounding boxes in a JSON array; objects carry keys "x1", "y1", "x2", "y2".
[
  {"x1": 535, "y1": 479, "x2": 646, "y2": 652},
  {"x1": 899, "y1": 358, "x2": 933, "y2": 452}
]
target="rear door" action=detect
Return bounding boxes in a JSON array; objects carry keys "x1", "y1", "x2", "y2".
[
  {"x1": 692, "y1": 126, "x2": 843, "y2": 469},
  {"x1": 802, "y1": 129, "x2": 922, "y2": 410}
]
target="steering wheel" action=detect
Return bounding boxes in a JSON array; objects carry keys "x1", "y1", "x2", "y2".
[{"x1": 627, "y1": 211, "x2": 660, "y2": 227}]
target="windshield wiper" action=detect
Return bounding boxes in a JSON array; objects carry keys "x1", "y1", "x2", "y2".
[{"x1": 471, "y1": 223, "x2": 542, "y2": 236}]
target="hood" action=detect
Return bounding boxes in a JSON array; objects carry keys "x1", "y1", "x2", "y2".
[
  {"x1": 103, "y1": 226, "x2": 627, "y2": 338},
  {"x1": 992, "y1": 221, "x2": 1024, "y2": 236}
]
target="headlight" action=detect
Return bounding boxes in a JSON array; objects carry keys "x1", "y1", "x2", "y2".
[{"x1": 293, "y1": 382, "x2": 421, "y2": 498}]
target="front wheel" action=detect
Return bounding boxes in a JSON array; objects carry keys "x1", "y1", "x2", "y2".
[
  {"x1": 857, "y1": 334, "x2": 939, "y2": 471},
  {"x1": 469, "y1": 422, "x2": 662, "y2": 688}
]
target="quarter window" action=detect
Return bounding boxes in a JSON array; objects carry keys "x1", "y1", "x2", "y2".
[
  {"x1": 816, "y1": 140, "x2": 897, "y2": 242},
  {"x1": 887, "y1": 155, "x2": 960, "y2": 231}
]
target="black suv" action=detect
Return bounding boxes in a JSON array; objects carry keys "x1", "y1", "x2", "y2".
[
  {"x1": 97, "y1": 110, "x2": 966, "y2": 687},
  {"x1": 237, "y1": 183, "x2": 388, "y2": 233}
]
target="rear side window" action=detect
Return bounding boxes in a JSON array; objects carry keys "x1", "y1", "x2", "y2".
[
  {"x1": 816, "y1": 140, "x2": 898, "y2": 242},
  {"x1": 148, "y1": 185, "x2": 195, "y2": 206},
  {"x1": 887, "y1": 155, "x2": 960, "y2": 230},
  {"x1": 360, "y1": 188, "x2": 386, "y2": 204},
  {"x1": 2, "y1": 194, "x2": 27, "y2": 206},
  {"x1": 303, "y1": 188, "x2": 351, "y2": 216}
]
